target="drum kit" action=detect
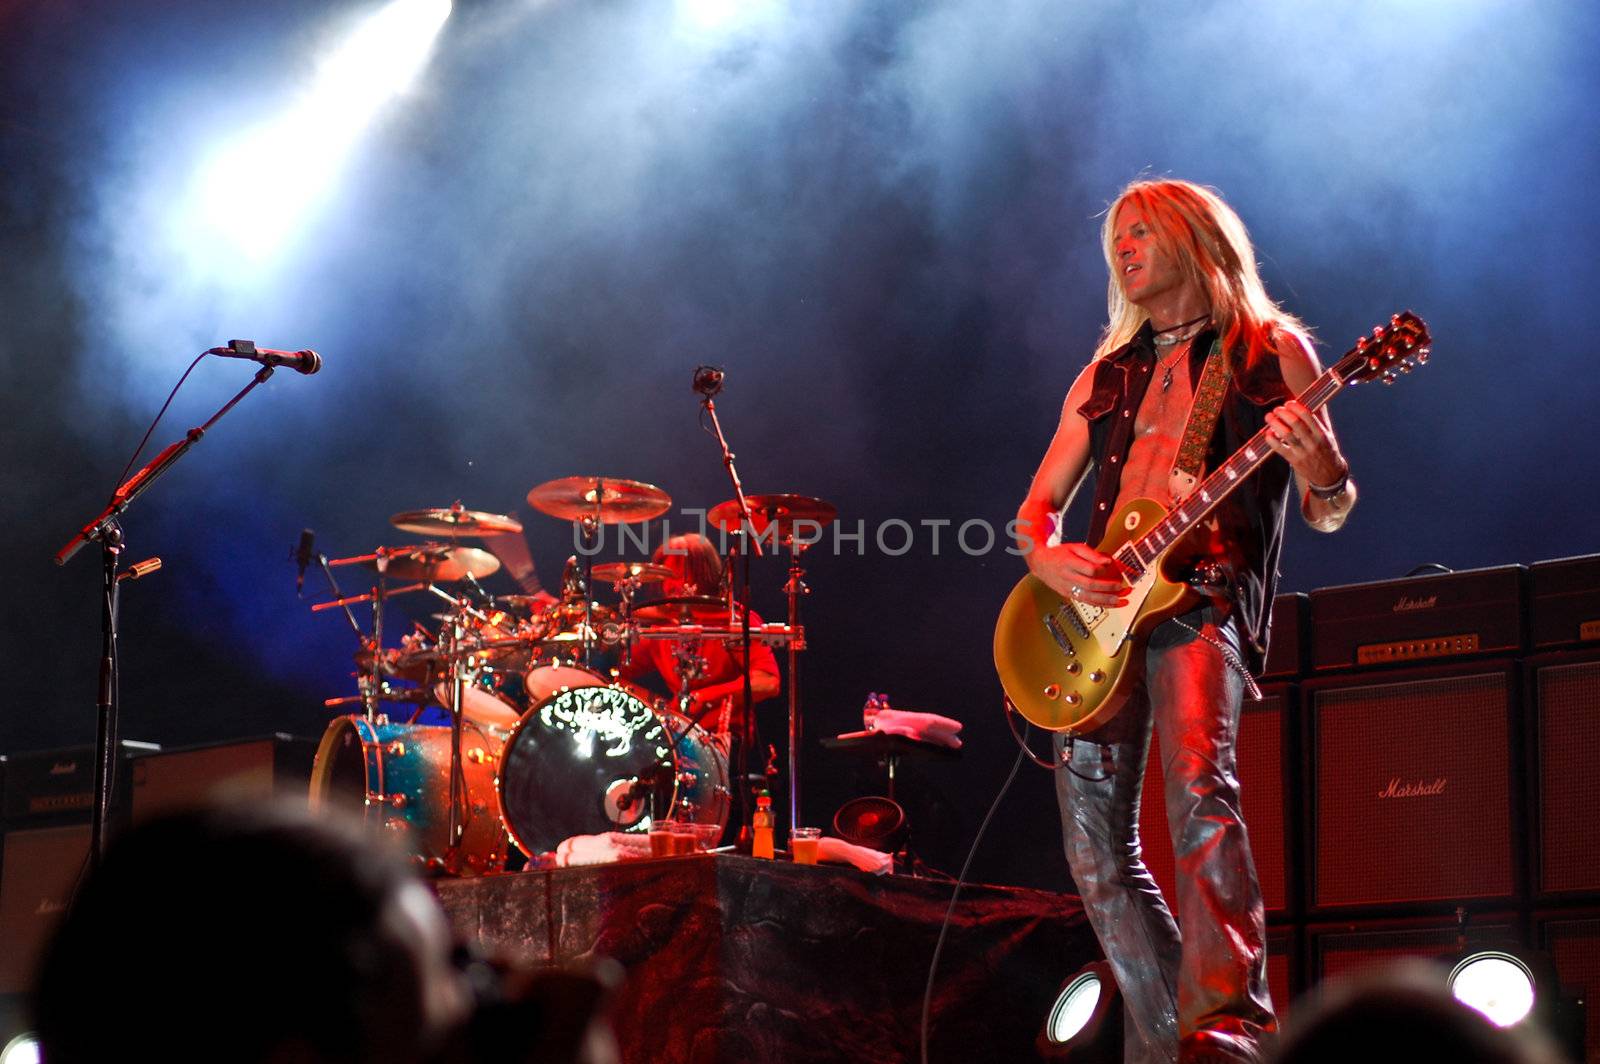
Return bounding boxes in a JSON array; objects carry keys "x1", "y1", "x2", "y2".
[{"x1": 305, "y1": 480, "x2": 836, "y2": 875}]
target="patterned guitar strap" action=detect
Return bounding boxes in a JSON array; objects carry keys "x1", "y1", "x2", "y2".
[{"x1": 1166, "y1": 338, "x2": 1264, "y2": 700}]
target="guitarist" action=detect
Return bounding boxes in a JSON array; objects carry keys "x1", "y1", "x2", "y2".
[{"x1": 1014, "y1": 179, "x2": 1356, "y2": 1064}]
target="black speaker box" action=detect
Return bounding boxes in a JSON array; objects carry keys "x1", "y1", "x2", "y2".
[{"x1": 1305, "y1": 661, "x2": 1524, "y2": 913}]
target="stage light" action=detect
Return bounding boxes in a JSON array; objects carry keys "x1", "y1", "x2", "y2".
[
  {"x1": 1448, "y1": 950, "x2": 1538, "y2": 1028},
  {"x1": 0, "y1": 1034, "x2": 39, "y2": 1064},
  {"x1": 1038, "y1": 960, "x2": 1120, "y2": 1060},
  {"x1": 196, "y1": 0, "x2": 453, "y2": 257}
]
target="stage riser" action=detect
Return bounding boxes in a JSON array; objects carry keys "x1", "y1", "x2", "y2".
[{"x1": 435, "y1": 854, "x2": 1096, "y2": 1064}]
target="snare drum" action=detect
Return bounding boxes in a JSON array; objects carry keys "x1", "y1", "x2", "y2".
[
  {"x1": 497, "y1": 685, "x2": 729, "y2": 857},
  {"x1": 310, "y1": 716, "x2": 508, "y2": 875}
]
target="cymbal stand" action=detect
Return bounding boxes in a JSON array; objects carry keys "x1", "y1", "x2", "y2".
[
  {"x1": 698, "y1": 385, "x2": 762, "y2": 841},
  {"x1": 578, "y1": 505, "x2": 600, "y2": 669},
  {"x1": 442, "y1": 606, "x2": 470, "y2": 868},
  {"x1": 782, "y1": 540, "x2": 813, "y2": 834}
]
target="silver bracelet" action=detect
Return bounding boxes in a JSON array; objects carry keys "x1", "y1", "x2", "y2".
[{"x1": 1309, "y1": 465, "x2": 1351, "y2": 501}]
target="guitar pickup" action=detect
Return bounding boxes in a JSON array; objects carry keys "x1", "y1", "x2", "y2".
[{"x1": 1046, "y1": 608, "x2": 1086, "y2": 653}]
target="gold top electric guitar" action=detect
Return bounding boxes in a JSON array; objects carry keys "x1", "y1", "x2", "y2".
[{"x1": 993, "y1": 311, "x2": 1432, "y2": 734}]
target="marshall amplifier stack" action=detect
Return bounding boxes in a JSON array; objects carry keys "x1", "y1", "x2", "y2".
[
  {"x1": 0, "y1": 740, "x2": 159, "y2": 996},
  {"x1": 1143, "y1": 555, "x2": 1600, "y2": 1035}
]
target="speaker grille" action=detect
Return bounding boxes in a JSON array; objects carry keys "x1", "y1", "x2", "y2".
[
  {"x1": 1536, "y1": 661, "x2": 1600, "y2": 895},
  {"x1": 0, "y1": 823, "x2": 91, "y2": 994},
  {"x1": 1314, "y1": 919, "x2": 1519, "y2": 985},
  {"x1": 1539, "y1": 915, "x2": 1600, "y2": 1064},
  {"x1": 1139, "y1": 688, "x2": 1289, "y2": 915},
  {"x1": 1312, "y1": 669, "x2": 1514, "y2": 909}
]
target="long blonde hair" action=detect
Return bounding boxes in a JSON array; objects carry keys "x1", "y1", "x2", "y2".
[{"x1": 1094, "y1": 178, "x2": 1307, "y2": 365}]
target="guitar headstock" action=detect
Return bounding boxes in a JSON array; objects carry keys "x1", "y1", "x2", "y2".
[{"x1": 1335, "y1": 311, "x2": 1432, "y2": 386}]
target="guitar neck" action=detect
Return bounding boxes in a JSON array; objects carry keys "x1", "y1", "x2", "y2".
[{"x1": 1114, "y1": 368, "x2": 1345, "y2": 574}]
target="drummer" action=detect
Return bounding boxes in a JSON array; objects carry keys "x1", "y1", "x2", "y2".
[{"x1": 621, "y1": 532, "x2": 780, "y2": 741}]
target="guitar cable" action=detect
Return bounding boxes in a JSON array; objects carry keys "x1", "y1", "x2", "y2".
[{"x1": 919, "y1": 704, "x2": 1030, "y2": 1064}]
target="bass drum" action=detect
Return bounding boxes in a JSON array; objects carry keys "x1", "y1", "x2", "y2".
[
  {"x1": 497, "y1": 685, "x2": 730, "y2": 857},
  {"x1": 310, "y1": 716, "x2": 507, "y2": 875}
]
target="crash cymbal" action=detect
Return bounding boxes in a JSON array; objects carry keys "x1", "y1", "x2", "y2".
[
  {"x1": 390, "y1": 505, "x2": 523, "y2": 537},
  {"x1": 631, "y1": 595, "x2": 740, "y2": 626},
  {"x1": 363, "y1": 544, "x2": 501, "y2": 583},
  {"x1": 525, "y1": 476, "x2": 672, "y2": 524},
  {"x1": 591, "y1": 561, "x2": 675, "y2": 585},
  {"x1": 706, "y1": 494, "x2": 837, "y2": 544}
]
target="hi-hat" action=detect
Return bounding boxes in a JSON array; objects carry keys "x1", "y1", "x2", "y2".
[
  {"x1": 632, "y1": 595, "x2": 740, "y2": 626},
  {"x1": 390, "y1": 505, "x2": 523, "y2": 537},
  {"x1": 526, "y1": 476, "x2": 672, "y2": 524},
  {"x1": 592, "y1": 561, "x2": 675, "y2": 585},
  {"x1": 707, "y1": 494, "x2": 837, "y2": 545},
  {"x1": 362, "y1": 544, "x2": 502, "y2": 583}
]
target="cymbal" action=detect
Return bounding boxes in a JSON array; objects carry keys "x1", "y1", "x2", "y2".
[
  {"x1": 525, "y1": 476, "x2": 672, "y2": 524},
  {"x1": 390, "y1": 506, "x2": 523, "y2": 537},
  {"x1": 592, "y1": 561, "x2": 675, "y2": 585},
  {"x1": 539, "y1": 600, "x2": 619, "y2": 631},
  {"x1": 632, "y1": 595, "x2": 740, "y2": 626},
  {"x1": 364, "y1": 545, "x2": 501, "y2": 583},
  {"x1": 707, "y1": 494, "x2": 837, "y2": 544}
]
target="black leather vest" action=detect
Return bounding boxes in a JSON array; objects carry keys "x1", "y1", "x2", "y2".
[{"x1": 1076, "y1": 323, "x2": 1294, "y2": 673}]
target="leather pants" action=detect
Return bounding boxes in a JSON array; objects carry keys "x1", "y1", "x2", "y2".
[{"x1": 1053, "y1": 607, "x2": 1275, "y2": 1064}]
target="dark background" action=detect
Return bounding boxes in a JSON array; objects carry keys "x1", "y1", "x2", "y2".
[{"x1": 2, "y1": 0, "x2": 1596, "y2": 891}]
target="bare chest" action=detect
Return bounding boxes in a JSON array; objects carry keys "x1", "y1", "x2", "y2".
[{"x1": 1115, "y1": 349, "x2": 1194, "y2": 509}]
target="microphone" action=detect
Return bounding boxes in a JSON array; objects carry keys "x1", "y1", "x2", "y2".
[
  {"x1": 292, "y1": 529, "x2": 315, "y2": 595},
  {"x1": 208, "y1": 339, "x2": 322, "y2": 375},
  {"x1": 692, "y1": 365, "x2": 724, "y2": 398}
]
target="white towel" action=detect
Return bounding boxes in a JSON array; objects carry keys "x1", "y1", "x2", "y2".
[
  {"x1": 553, "y1": 831, "x2": 653, "y2": 867},
  {"x1": 871, "y1": 707, "x2": 963, "y2": 749},
  {"x1": 816, "y1": 836, "x2": 894, "y2": 875}
]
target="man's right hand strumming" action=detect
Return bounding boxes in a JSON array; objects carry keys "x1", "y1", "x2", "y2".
[{"x1": 1027, "y1": 540, "x2": 1129, "y2": 608}]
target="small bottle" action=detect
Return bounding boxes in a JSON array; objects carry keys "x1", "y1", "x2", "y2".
[
  {"x1": 752, "y1": 792, "x2": 776, "y2": 859},
  {"x1": 862, "y1": 691, "x2": 887, "y2": 731}
]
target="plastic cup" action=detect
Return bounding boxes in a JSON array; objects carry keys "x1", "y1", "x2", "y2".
[
  {"x1": 648, "y1": 820, "x2": 675, "y2": 857},
  {"x1": 790, "y1": 827, "x2": 822, "y2": 865}
]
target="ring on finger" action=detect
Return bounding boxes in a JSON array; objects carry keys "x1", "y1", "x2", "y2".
[{"x1": 1070, "y1": 585, "x2": 1083, "y2": 599}]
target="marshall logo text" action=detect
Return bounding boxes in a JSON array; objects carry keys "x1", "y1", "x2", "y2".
[
  {"x1": 1392, "y1": 594, "x2": 1439, "y2": 613},
  {"x1": 1377, "y1": 777, "x2": 1447, "y2": 799}
]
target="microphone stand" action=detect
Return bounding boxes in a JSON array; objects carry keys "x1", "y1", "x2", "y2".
[
  {"x1": 54, "y1": 363, "x2": 279, "y2": 869},
  {"x1": 697, "y1": 376, "x2": 762, "y2": 845}
]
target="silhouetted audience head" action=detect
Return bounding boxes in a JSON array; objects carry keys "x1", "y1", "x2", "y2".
[
  {"x1": 31, "y1": 801, "x2": 473, "y2": 1064},
  {"x1": 1273, "y1": 960, "x2": 1568, "y2": 1064}
]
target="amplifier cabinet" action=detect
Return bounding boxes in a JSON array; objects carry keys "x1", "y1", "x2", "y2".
[
  {"x1": 0, "y1": 823, "x2": 91, "y2": 995},
  {"x1": 1530, "y1": 553, "x2": 1600, "y2": 650},
  {"x1": 1262, "y1": 593, "x2": 1309, "y2": 680},
  {"x1": 1537, "y1": 910, "x2": 1600, "y2": 1064},
  {"x1": 1309, "y1": 913, "x2": 1524, "y2": 987},
  {"x1": 129, "y1": 734, "x2": 315, "y2": 824},
  {"x1": 1138, "y1": 684, "x2": 1297, "y2": 918},
  {"x1": 1526, "y1": 653, "x2": 1600, "y2": 900},
  {"x1": 1305, "y1": 661, "x2": 1525, "y2": 914},
  {"x1": 1267, "y1": 925, "x2": 1300, "y2": 1022},
  {"x1": 1309, "y1": 565, "x2": 1525, "y2": 673},
  {"x1": 1, "y1": 741, "x2": 159, "y2": 831}
]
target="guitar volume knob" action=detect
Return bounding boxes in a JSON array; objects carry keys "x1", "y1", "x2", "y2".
[{"x1": 1088, "y1": 670, "x2": 1106, "y2": 684}]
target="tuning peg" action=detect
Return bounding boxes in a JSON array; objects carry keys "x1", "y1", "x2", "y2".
[
  {"x1": 1382, "y1": 371, "x2": 1396, "y2": 385},
  {"x1": 1399, "y1": 362, "x2": 1413, "y2": 373},
  {"x1": 1373, "y1": 325, "x2": 1387, "y2": 339},
  {"x1": 1417, "y1": 348, "x2": 1430, "y2": 363}
]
